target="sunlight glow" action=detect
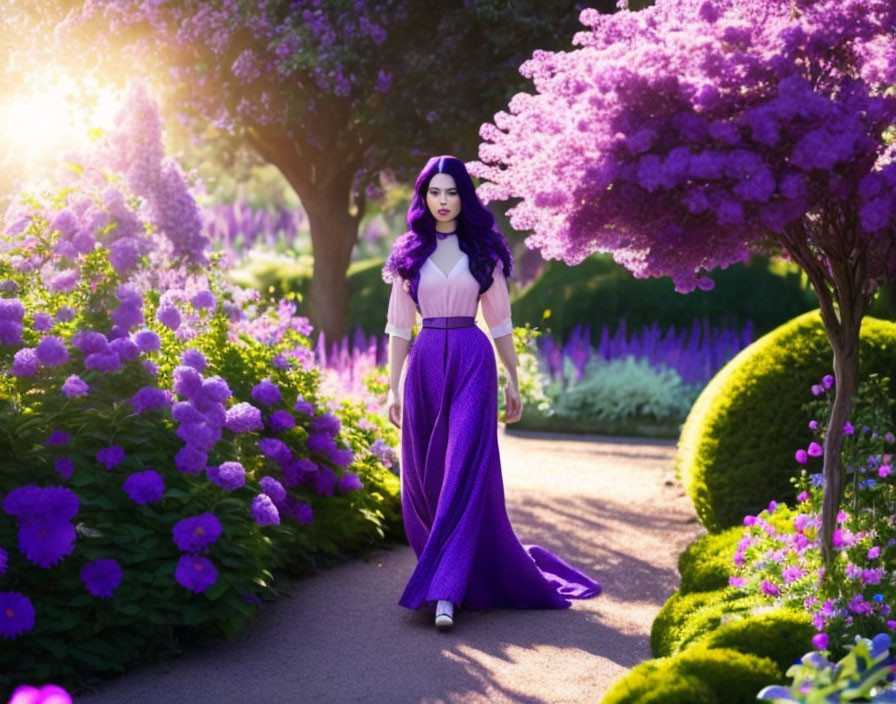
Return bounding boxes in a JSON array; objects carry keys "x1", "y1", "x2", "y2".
[{"x1": 0, "y1": 68, "x2": 124, "y2": 184}]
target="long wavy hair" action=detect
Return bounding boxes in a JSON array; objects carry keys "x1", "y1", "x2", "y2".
[{"x1": 382, "y1": 155, "x2": 513, "y2": 304}]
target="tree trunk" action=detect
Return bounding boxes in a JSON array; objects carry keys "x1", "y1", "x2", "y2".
[
  {"x1": 244, "y1": 129, "x2": 363, "y2": 344},
  {"x1": 781, "y1": 224, "x2": 869, "y2": 568},
  {"x1": 817, "y1": 316, "x2": 860, "y2": 566},
  {"x1": 814, "y1": 252, "x2": 868, "y2": 567},
  {"x1": 301, "y1": 185, "x2": 361, "y2": 344}
]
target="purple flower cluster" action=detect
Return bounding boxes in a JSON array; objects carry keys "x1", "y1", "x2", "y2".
[
  {"x1": 251, "y1": 494, "x2": 280, "y2": 526},
  {"x1": 207, "y1": 461, "x2": 246, "y2": 490},
  {"x1": 97, "y1": 446, "x2": 125, "y2": 470},
  {"x1": 134, "y1": 329, "x2": 161, "y2": 352},
  {"x1": 2, "y1": 485, "x2": 79, "y2": 568},
  {"x1": 174, "y1": 555, "x2": 218, "y2": 594},
  {"x1": 225, "y1": 402, "x2": 263, "y2": 433},
  {"x1": 62, "y1": 374, "x2": 89, "y2": 398},
  {"x1": 307, "y1": 432, "x2": 353, "y2": 469},
  {"x1": 268, "y1": 410, "x2": 295, "y2": 432},
  {"x1": 171, "y1": 365, "x2": 232, "y2": 473},
  {"x1": 171, "y1": 512, "x2": 222, "y2": 594},
  {"x1": 111, "y1": 285, "x2": 144, "y2": 329},
  {"x1": 80, "y1": 559, "x2": 124, "y2": 598},
  {"x1": 72, "y1": 330, "x2": 122, "y2": 373},
  {"x1": 0, "y1": 592, "x2": 36, "y2": 639},
  {"x1": 0, "y1": 298, "x2": 25, "y2": 345},
  {"x1": 172, "y1": 513, "x2": 222, "y2": 552},
  {"x1": 251, "y1": 378, "x2": 282, "y2": 405},
  {"x1": 122, "y1": 470, "x2": 165, "y2": 504},
  {"x1": 35, "y1": 336, "x2": 69, "y2": 366}
]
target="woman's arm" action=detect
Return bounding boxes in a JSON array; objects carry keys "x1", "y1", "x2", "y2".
[
  {"x1": 387, "y1": 335, "x2": 410, "y2": 428},
  {"x1": 493, "y1": 333, "x2": 522, "y2": 423}
]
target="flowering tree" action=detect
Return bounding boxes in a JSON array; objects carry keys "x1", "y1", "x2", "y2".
[
  {"x1": 471, "y1": 0, "x2": 896, "y2": 565},
  {"x1": 46, "y1": 0, "x2": 600, "y2": 341}
]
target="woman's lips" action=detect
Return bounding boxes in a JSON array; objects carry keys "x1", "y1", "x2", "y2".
[{"x1": 438, "y1": 209, "x2": 450, "y2": 215}]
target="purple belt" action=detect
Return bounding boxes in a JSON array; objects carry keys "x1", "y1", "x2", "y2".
[{"x1": 422, "y1": 316, "x2": 476, "y2": 329}]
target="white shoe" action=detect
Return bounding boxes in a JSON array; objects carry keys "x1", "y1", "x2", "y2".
[{"x1": 435, "y1": 600, "x2": 454, "y2": 630}]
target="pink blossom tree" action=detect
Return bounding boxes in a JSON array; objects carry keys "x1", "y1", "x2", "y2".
[
  {"x1": 471, "y1": 0, "x2": 896, "y2": 564},
  {"x1": 45, "y1": 0, "x2": 600, "y2": 342}
]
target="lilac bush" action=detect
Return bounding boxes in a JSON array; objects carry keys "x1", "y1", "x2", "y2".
[{"x1": 0, "y1": 82, "x2": 400, "y2": 689}]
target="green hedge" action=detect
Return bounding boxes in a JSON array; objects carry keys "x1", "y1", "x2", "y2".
[
  {"x1": 676, "y1": 310, "x2": 896, "y2": 532},
  {"x1": 602, "y1": 646, "x2": 782, "y2": 704},
  {"x1": 229, "y1": 252, "x2": 876, "y2": 346},
  {"x1": 698, "y1": 609, "x2": 814, "y2": 673},
  {"x1": 513, "y1": 254, "x2": 817, "y2": 344},
  {"x1": 650, "y1": 588, "x2": 759, "y2": 658},
  {"x1": 678, "y1": 527, "x2": 744, "y2": 595}
]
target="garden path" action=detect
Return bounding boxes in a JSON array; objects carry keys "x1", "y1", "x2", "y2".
[{"x1": 77, "y1": 429, "x2": 702, "y2": 704}]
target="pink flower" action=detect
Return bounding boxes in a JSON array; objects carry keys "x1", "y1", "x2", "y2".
[
  {"x1": 728, "y1": 576, "x2": 746, "y2": 588},
  {"x1": 795, "y1": 449, "x2": 808, "y2": 464},
  {"x1": 868, "y1": 545, "x2": 882, "y2": 559},
  {"x1": 808, "y1": 442, "x2": 823, "y2": 457},
  {"x1": 782, "y1": 566, "x2": 806, "y2": 583},
  {"x1": 812, "y1": 632, "x2": 828, "y2": 650},
  {"x1": 797, "y1": 490, "x2": 810, "y2": 502},
  {"x1": 760, "y1": 580, "x2": 780, "y2": 597},
  {"x1": 848, "y1": 594, "x2": 873, "y2": 615},
  {"x1": 879, "y1": 464, "x2": 892, "y2": 478}
]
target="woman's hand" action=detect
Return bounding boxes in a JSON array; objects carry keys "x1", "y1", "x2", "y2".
[
  {"x1": 387, "y1": 388, "x2": 401, "y2": 429},
  {"x1": 504, "y1": 381, "x2": 522, "y2": 424}
]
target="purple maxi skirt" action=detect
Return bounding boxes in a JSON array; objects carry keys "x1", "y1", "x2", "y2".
[{"x1": 398, "y1": 317, "x2": 601, "y2": 611}]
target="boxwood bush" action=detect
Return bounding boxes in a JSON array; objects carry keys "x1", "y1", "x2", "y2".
[
  {"x1": 697, "y1": 609, "x2": 814, "y2": 673},
  {"x1": 676, "y1": 310, "x2": 896, "y2": 532},
  {"x1": 601, "y1": 646, "x2": 782, "y2": 704},
  {"x1": 678, "y1": 527, "x2": 743, "y2": 595},
  {"x1": 650, "y1": 588, "x2": 760, "y2": 658}
]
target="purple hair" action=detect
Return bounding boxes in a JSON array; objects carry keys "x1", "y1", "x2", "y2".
[{"x1": 382, "y1": 155, "x2": 513, "y2": 303}]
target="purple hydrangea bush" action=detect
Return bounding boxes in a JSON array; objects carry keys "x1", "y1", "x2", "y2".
[
  {"x1": 728, "y1": 373, "x2": 896, "y2": 656},
  {"x1": 0, "y1": 82, "x2": 400, "y2": 690}
]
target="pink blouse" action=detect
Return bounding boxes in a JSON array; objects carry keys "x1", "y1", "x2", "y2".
[{"x1": 385, "y1": 249, "x2": 513, "y2": 341}]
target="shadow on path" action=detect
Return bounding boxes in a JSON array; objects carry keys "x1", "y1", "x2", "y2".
[{"x1": 77, "y1": 430, "x2": 702, "y2": 704}]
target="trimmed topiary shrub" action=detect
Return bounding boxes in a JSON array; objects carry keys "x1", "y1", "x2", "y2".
[
  {"x1": 698, "y1": 609, "x2": 814, "y2": 674},
  {"x1": 676, "y1": 310, "x2": 896, "y2": 532},
  {"x1": 602, "y1": 646, "x2": 782, "y2": 704},
  {"x1": 513, "y1": 253, "x2": 816, "y2": 345},
  {"x1": 678, "y1": 527, "x2": 743, "y2": 595},
  {"x1": 650, "y1": 588, "x2": 759, "y2": 657}
]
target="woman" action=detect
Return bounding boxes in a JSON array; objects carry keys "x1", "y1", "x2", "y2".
[{"x1": 383, "y1": 155, "x2": 601, "y2": 631}]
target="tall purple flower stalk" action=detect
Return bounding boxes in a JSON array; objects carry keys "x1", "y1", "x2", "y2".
[{"x1": 539, "y1": 318, "x2": 755, "y2": 386}]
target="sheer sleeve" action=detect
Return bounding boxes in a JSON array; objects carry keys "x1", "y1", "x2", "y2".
[
  {"x1": 385, "y1": 275, "x2": 416, "y2": 340},
  {"x1": 480, "y1": 260, "x2": 513, "y2": 339}
]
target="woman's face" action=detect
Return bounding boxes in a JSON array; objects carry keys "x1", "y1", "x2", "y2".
[{"x1": 426, "y1": 173, "x2": 461, "y2": 227}]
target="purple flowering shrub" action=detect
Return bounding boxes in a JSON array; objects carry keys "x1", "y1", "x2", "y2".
[
  {"x1": 0, "y1": 82, "x2": 400, "y2": 690},
  {"x1": 729, "y1": 374, "x2": 896, "y2": 657}
]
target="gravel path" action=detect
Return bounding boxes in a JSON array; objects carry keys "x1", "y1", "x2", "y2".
[{"x1": 77, "y1": 429, "x2": 702, "y2": 704}]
